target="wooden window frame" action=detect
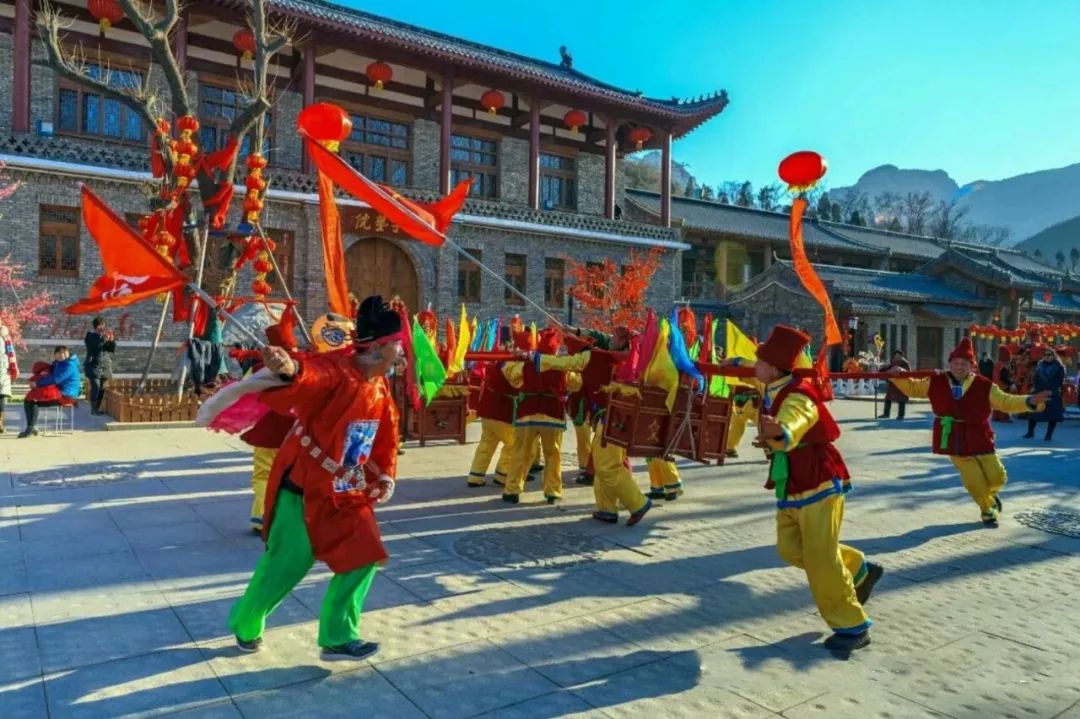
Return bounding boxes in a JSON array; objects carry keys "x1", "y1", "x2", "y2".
[
  {"x1": 196, "y1": 78, "x2": 273, "y2": 159},
  {"x1": 504, "y1": 253, "x2": 526, "y2": 306},
  {"x1": 544, "y1": 257, "x2": 565, "y2": 309},
  {"x1": 38, "y1": 205, "x2": 80, "y2": 278},
  {"x1": 55, "y1": 59, "x2": 146, "y2": 146},
  {"x1": 339, "y1": 109, "x2": 412, "y2": 187},
  {"x1": 539, "y1": 151, "x2": 577, "y2": 211},
  {"x1": 450, "y1": 132, "x2": 499, "y2": 199},
  {"x1": 458, "y1": 249, "x2": 482, "y2": 303}
]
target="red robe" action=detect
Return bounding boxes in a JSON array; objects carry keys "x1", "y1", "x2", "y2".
[
  {"x1": 260, "y1": 351, "x2": 400, "y2": 573},
  {"x1": 927, "y1": 373, "x2": 995, "y2": 456},
  {"x1": 762, "y1": 378, "x2": 850, "y2": 497},
  {"x1": 476, "y1": 364, "x2": 515, "y2": 424}
]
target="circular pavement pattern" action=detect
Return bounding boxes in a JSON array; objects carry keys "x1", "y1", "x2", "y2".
[
  {"x1": 1013, "y1": 508, "x2": 1080, "y2": 538},
  {"x1": 453, "y1": 525, "x2": 610, "y2": 570}
]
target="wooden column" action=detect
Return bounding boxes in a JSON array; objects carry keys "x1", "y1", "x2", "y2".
[
  {"x1": 300, "y1": 44, "x2": 316, "y2": 173},
  {"x1": 603, "y1": 119, "x2": 617, "y2": 219},
  {"x1": 12, "y1": 0, "x2": 31, "y2": 134},
  {"x1": 439, "y1": 72, "x2": 453, "y2": 194},
  {"x1": 660, "y1": 130, "x2": 672, "y2": 227},
  {"x1": 173, "y1": 11, "x2": 189, "y2": 74},
  {"x1": 527, "y1": 100, "x2": 540, "y2": 209}
]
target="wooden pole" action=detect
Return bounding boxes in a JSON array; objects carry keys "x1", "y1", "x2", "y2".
[
  {"x1": 135, "y1": 293, "x2": 171, "y2": 393},
  {"x1": 176, "y1": 223, "x2": 211, "y2": 401}
]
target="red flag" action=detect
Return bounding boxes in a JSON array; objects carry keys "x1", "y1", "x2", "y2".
[
  {"x1": 316, "y1": 171, "x2": 352, "y2": 316},
  {"x1": 66, "y1": 185, "x2": 187, "y2": 315},
  {"x1": 425, "y1": 178, "x2": 472, "y2": 234},
  {"x1": 789, "y1": 197, "x2": 842, "y2": 346},
  {"x1": 813, "y1": 344, "x2": 834, "y2": 402},
  {"x1": 702, "y1": 312, "x2": 714, "y2": 358}
]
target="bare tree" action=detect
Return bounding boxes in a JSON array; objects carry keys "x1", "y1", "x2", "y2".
[
  {"x1": 718, "y1": 181, "x2": 741, "y2": 205},
  {"x1": 1055, "y1": 250, "x2": 1067, "y2": 268},
  {"x1": 837, "y1": 189, "x2": 869, "y2": 222},
  {"x1": 929, "y1": 200, "x2": 969, "y2": 240},
  {"x1": 701, "y1": 184, "x2": 715, "y2": 201},
  {"x1": 902, "y1": 191, "x2": 933, "y2": 236},
  {"x1": 756, "y1": 183, "x2": 782, "y2": 212},
  {"x1": 873, "y1": 190, "x2": 900, "y2": 228}
]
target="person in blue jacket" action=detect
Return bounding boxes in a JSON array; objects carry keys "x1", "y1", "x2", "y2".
[{"x1": 19, "y1": 346, "x2": 81, "y2": 438}]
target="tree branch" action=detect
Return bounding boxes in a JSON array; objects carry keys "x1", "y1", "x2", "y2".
[{"x1": 116, "y1": 0, "x2": 190, "y2": 113}]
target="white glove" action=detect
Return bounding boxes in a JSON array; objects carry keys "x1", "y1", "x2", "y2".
[{"x1": 368, "y1": 474, "x2": 395, "y2": 504}]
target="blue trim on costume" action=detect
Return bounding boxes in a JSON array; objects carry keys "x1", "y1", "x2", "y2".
[
  {"x1": 468, "y1": 471, "x2": 486, "y2": 477},
  {"x1": 852, "y1": 561, "x2": 868, "y2": 586},
  {"x1": 780, "y1": 426, "x2": 793, "y2": 450},
  {"x1": 776, "y1": 479, "x2": 844, "y2": 509},
  {"x1": 832, "y1": 619, "x2": 872, "y2": 635},
  {"x1": 532, "y1": 352, "x2": 543, "y2": 374}
]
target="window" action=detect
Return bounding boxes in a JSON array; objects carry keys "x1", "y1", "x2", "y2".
[
  {"x1": 544, "y1": 257, "x2": 565, "y2": 308},
  {"x1": 505, "y1": 254, "x2": 526, "y2": 305},
  {"x1": 458, "y1": 250, "x2": 482, "y2": 303},
  {"x1": 900, "y1": 325, "x2": 908, "y2": 354},
  {"x1": 540, "y1": 153, "x2": 577, "y2": 210},
  {"x1": 198, "y1": 84, "x2": 271, "y2": 156},
  {"x1": 39, "y1": 205, "x2": 80, "y2": 277},
  {"x1": 57, "y1": 64, "x2": 144, "y2": 142},
  {"x1": 954, "y1": 327, "x2": 961, "y2": 347},
  {"x1": 889, "y1": 323, "x2": 898, "y2": 354},
  {"x1": 451, "y1": 134, "x2": 498, "y2": 198},
  {"x1": 342, "y1": 113, "x2": 410, "y2": 185}
]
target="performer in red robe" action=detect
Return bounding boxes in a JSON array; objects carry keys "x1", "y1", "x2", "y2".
[{"x1": 228, "y1": 295, "x2": 403, "y2": 661}]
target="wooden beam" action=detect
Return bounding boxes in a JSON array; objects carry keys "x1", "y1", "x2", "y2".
[
  {"x1": 301, "y1": 43, "x2": 316, "y2": 174},
  {"x1": 528, "y1": 100, "x2": 540, "y2": 209},
  {"x1": 12, "y1": 0, "x2": 30, "y2": 133},
  {"x1": 439, "y1": 71, "x2": 453, "y2": 194},
  {"x1": 604, "y1": 118, "x2": 616, "y2": 219},
  {"x1": 173, "y1": 10, "x2": 189, "y2": 75},
  {"x1": 660, "y1": 130, "x2": 672, "y2": 227}
]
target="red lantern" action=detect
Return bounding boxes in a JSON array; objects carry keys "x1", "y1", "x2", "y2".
[
  {"x1": 480, "y1": 90, "x2": 505, "y2": 115},
  {"x1": 176, "y1": 115, "x2": 200, "y2": 133},
  {"x1": 1043, "y1": 292, "x2": 1053, "y2": 303},
  {"x1": 246, "y1": 153, "x2": 268, "y2": 170},
  {"x1": 88, "y1": 0, "x2": 123, "y2": 32},
  {"x1": 297, "y1": 102, "x2": 353, "y2": 151},
  {"x1": 627, "y1": 127, "x2": 652, "y2": 150},
  {"x1": 778, "y1": 151, "x2": 828, "y2": 192},
  {"x1": 253, "y1": 258, "x2": 273, "y2": 274},
  {"x1": 233, "y1": 29, "x2": 256, "y2": 60},
  {"x1": 252, "y1": 279, "x2": 273, "y2": 297},
  {"x1": 564, "y1": 110, "x2": 587, "y2": 134},
  {"x1": 366, "y1": 61, "x2": 393, "y2": 91}
]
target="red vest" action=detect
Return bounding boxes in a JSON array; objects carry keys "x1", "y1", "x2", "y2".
[
  {"x1": 476, "y1": 364, "x2": 515, "y2": 424},
  {"x1": 927, "y1": 373, "x2": 996, "y2": 456},
  {"x1": 515, "y1": 360, "x2": 566, "y2": 422},
  {"x1": 763, "y1": 378, "x2": 850, "y2": 497},
  {"x1": 571, "y1": 350, "x2": 622, "y2": 422}
]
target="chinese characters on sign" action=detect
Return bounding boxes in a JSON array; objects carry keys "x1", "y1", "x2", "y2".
[{"x1": 343, "y1": 208, "x2": 401, "y2": 237}]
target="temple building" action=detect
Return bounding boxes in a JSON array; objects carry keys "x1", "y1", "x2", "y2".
[{"x1": 0, "y1": 0, "x2": 727, "y2": 368}]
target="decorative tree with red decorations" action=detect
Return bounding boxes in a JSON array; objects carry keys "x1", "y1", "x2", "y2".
[
  {"x1": 0, "y1": 167, "x2": 51, "y2": 347},
  {"x1": 566, "y1": 246, "x2": 665, "y2": 332}
]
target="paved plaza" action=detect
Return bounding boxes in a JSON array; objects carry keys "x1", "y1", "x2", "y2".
[{"x1": 1, "y1": 400, "x2": 1078, "y2": 719}]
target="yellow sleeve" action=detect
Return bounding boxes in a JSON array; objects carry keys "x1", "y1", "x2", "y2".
[
  {"x1": 989, "y1": 384, "x2": 1039, "y2": 414},
  {"x1": 889, "y1": 377, "x2": 930, "y2": 399},
  {"x1": 502, "y1": 361, "x2": 525, "y2": 389},
  {"x1": 566, "y1": 372, "x2": 582, "y2": 393},
  {"x1": 767, "y1": 392, "x2": 819, "y2": 450},
  {"x1": 538, "y1": 351, "x2": 591, "y2": 372}
]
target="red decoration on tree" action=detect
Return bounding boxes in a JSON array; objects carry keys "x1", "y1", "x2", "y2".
[
  {"x1": 564, "y1": 110, "x2": 587, "y2": 134},
  {"x1": 251, "y1": 279, "x2": 273, "y2": 297},
  {"x1": 566, "y1": 246, "x2": 665, "y2": 332},
  {"x1": 233, "y1": 28, "x2": 256, "y2": 60},
  {"x1": 366, "y1": 61, "x2": 392, "y2": 90},
  {"x1": 297, "y1": 102, "x2": 353, "y2": 151},
  {"x1": 1043, "y1": 292, "x2": 1053, "y2": 303},
  {"x1": 88, "y1": 0, "x2": 123, "y2": 33},
  {"x1": 480, "y1": 90, "x2": 505, "y2": 115},
  {"x1": 627, "y1": 127, "x2": 652, "y2": 150},
  {"x1": 778, "y1": 151, "x2": 828, "y2": 192}
]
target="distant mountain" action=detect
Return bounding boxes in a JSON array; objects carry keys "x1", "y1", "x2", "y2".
[
  {"x1": 1016, "y1": 214, "x2": 1080, "y2": 266},
  {"x1": 832, "y1": 163, "x2": 1080, "y2": 244},
  {"x1": 624, "y1": 151, "x2": 695, "y2": 192}
]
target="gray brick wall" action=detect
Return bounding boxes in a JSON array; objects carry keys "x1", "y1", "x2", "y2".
[
  {"x1": 273, "y1": 89, "x2": 303, "y2": 171},
  {"x1": 576, "y1": 152, "x2": 604, "y2": 216},
  {"x1": 0, "y1": 34, "x2": 12, "y2": 135},
  {"x1": 499, "y1": 136, "x2": 529, "y2": 205},
  {"x1": 30, "y1": 39, "x2": 55, "y2": 132},
  {"x1": 411, "y1": 118, "x2": 440, "y2": 190}
]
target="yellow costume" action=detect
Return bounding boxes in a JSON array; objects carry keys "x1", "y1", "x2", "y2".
[
  {"x1": 646, "y1": 458, "x2": 682, "y2": 500},
  {"x1": 250, "y1": 447, "x2": 277, "y2": 533}
]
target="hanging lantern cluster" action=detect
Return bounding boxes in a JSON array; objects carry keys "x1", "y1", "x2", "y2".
[
  {"x1": 480, "y1": 89, "x2": 505, "y2": 115},
  {"x1": 243, "y1": 153, "x2": 272, "y2": 297},
  {"x1": 88, "y1": 0, "x2": 123, "y2": 34},
  {"x1": 171, "y1": 116, "x2": 200, "y2": 192},
  {"x1": 233, "y1": 28, "x2": 256, "y2": 61},
  {"x1": 968, "y1": 322, "x2": 1080, "y2": 343},
  {"x1": 627, "y1": 126, "x2": 652, "y2": 151},
  {"x1": 366, "y1": 61, "x2": 392, "y2": 91},
  {"x1": 563, "y1": 109, "x2": 587, "y2": 134}
]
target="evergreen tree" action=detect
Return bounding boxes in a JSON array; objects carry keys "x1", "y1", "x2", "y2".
[
  {"x1": 1070, "y1": 246, "x2": 1080, "y2": 271},
  {"x1": 684, "y1": 177, "x2": 697, "y2": 197},
  {"x1": 848, "y1": 211, "x2": 866, "y2": 226},
  {"x1": 817, "y1": 194, "x2": 832, "y2": 219},
  {"x1": 701, "y1": 185, "x2": 715, "y2": 201},
  {"x1": 735, "y1": 181, "x2": 754, "y2": 208},
  {"x1": 830, "y1": 204, "x2": 843, "y2": 223},
  {"x1": 886, "y1": 217, "x2": 903, "y2": 232},
  {"x1": 1034, "y1": 249, "x2": 1043, "y2": 259},
  {"x1": 1055, "y1": 250, "x2": 1067, "y2": 268}
]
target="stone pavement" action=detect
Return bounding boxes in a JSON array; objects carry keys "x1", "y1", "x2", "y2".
[{"x1": 1, "y1": 400, "x2": 1078, "y2": 719}]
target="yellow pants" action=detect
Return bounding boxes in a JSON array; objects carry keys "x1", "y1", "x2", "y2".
[
  {"x1": 647, "y1": 458, "x2": 682, "y2": 496},
  {"x1": 727, "y1": 402, "x2": 754, "y2": 451},
  {"x1": 251, "y1": 447, "x2": 277, "y2": 532},
  {"x1": 506, "y1": 426, "x2": 564, "y2": 498},
  {"x1": 592, "y1": 422, "x2": 648, "y2": 516},
  {"x1": 775, "y1": 491, "x2": 870, "y2": 634},
  {"x1": 467, "y1": 419, "x2": 514, "y2": 486},
  {"x1": 573, "y1": 422, "x2": 593, "y2": 471},
  {"x1": 950, "y1": 453, "x2": 1007, "y2": 516}
]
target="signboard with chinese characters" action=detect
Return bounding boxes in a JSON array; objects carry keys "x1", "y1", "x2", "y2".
[{"x1": 341, "y1": 207, "x2": 402, "y2": 237}]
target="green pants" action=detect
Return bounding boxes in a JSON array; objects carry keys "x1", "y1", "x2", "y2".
[{"x1": 228, "y1": 490, "x2": 378, "y2": 648}]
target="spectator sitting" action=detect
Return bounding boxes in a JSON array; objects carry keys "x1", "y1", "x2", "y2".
[{"x1": 19, "y1": 346, "x2": 81, "y2": 438}]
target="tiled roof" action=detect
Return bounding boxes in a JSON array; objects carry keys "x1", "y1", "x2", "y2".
[
  {"x1": 802, "y1": 263, "x2": 994, "y2": 307},
  {"x1": 818, "y1": 222, "x2": 945, "y2": 260},
  {"x1": 923, "y1": 247, "x2": 1052, "y2": 291},
  {"x1": 836, "y1": 298, "x2": 899, "y2": 315},
  {"x1": 253, "y1": 0, "x2": 728, "y2": 131},
  {"x1": 916, "y1": 304, "x2": 976, "y2": 321},
  {"x1": 1032, "y1": 292, "x2": 1080, "y2": 314},
  {"x1": 624, "y1": 190, "x2": 886, "y2": 255}
]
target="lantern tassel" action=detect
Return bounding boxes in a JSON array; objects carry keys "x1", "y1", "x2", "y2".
[{"x1": 375, "y1": 80, "x2": 384, "y2": 91}]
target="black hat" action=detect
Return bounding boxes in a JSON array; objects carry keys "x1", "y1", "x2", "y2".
[{"x1": 354, "y1": 295, "x2": 402, "y2": 346}]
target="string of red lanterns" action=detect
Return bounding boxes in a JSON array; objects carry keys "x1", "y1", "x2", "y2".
[{"x1": 969, "y1": 322, "x2": 1080, "y2": 343}]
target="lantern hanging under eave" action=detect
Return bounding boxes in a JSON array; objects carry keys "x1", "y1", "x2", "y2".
[
  {"x1": 366, "y1": 61, "x2": 392, "y2": 91},
  {"x1": 778, "y1": 151, "x2": 828, "y2": 193},
  {"x1": 627, "y1": 127, "x2": 652, "y2": 150},
  {"x1": 563, "y1": 109, "x2": 587, "y2": 134},
  {"x1": 297, "y1": 102, "x2": 353, "y2": 152},
  {"x1": 480, "y1": 89, "x2": 505, "y2": 115},
  {"x1": 233, "y1": 28, "x2": 256, "y2": 61},
  {"x1": 88, "y1": 0, "x2": 124, "y2": 33}
]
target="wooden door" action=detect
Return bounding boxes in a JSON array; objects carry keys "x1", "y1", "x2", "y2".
[
  {"x1": 345, "y1": 237, "x2": 419, "y2": 312},
  {"x1": 916, "y1": 326, "x2": 943, "y2": 370}
]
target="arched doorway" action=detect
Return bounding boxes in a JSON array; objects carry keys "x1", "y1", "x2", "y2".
[{"x1": 345, "y1": 237, "x2": 420, "y2": 312}]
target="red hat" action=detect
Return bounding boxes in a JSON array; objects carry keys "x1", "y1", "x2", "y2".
[
  {"x1": 948, "y1": 337, "x2": 975, "y2": 363},
  {"x1": 996, "y1": 345, "x2": 1012, "y2": 362},
  {"x1": 512, "y1": 330, "x2": 536, "y2": 352},
  {"x1": 757, "y1": 325, "x2": 811, "y2": 373},
  {"x1": 563, "y1": 333, "x2": 592, "y2": 355},
  {"x1": 538, "y1": 328, "x2": 562, "y2": 355}
]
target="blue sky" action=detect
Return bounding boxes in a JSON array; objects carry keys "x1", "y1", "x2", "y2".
[{"x1": 346, "y1": 0, "x2": 1080, "y2": 192}]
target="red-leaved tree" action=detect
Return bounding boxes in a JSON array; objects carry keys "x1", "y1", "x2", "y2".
[
  {"x1": 566, "y1": 246, "x2": 664, "y2": 332},
  {"x1": 0, "y1": 256, "x2": 53, "y2": 348}
]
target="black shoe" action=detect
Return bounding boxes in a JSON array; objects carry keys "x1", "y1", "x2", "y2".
[
  {"x1": 525, "y1": 473, "x2": 536, "y2": 483},
  {"x1": 575, "y1": 473, "x2": 594, "y2": 486},
  {"x1": 545, "y1": 495, "x2": 560, "y2": 505},
  {"x1": 823, "y1": 631, "x2": 871, "y2": 653},
  {"x1": 501, "y1": 493, "x2": 519, "y2": 504},
  {"x1": 592, "y1": 511, "x2": 618, "y2": 524},
  {"x1": 529, "y1": 464, "x2": 544, "y2": 475},
  {"x1": 981, "y1": 512, "x2": 999, "y2": 527},
  {"x1": 725, "y1": 449, "x2": 739, "y2": 458},
  {"x1": 16, "y1": 428, "x2": 38, "y2": 438},
  {"x1": 320, "y1": 640, "x2": 379, "y2": 661},
  {"x1": 397, "y1": 448, "x2": 406, "y2": 456},
  {"x1": 855, "y1": 563, "x2": 884, "y2": 605},
  {"x1": 646, "y1": 488, "x2": 667, "y2": 501},
  {"x1": 236, "y1": 635, "x2": 263, "y2": 653},
  {"x1": 878, "y1": 414, "x2": 890, "y2": 419},
  {"x1": 993, "y1": 495, "x2": 1003, "y2": 514}
]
